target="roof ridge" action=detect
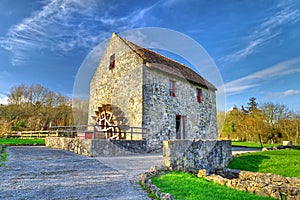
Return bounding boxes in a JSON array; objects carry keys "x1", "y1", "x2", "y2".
[
  {"x1": 113, "y1": 33, "x2": 146, "y2": 59},
  {"x1": 114, "y1": 33, "x2": 217, "y2": 90},
  {"x1": 116, "y1": 33, "x2": 190, "y2": 67}
]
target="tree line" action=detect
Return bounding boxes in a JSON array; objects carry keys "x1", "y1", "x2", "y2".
[
  {"x1": 1, "y1": 84, "x2": 299, "y2": 145},
  {"x1": 0, "y1": 84, "x2": 73, "y2": 137},
  {"x1": 219, "y1": 97, "x2": 300, "y2": 145}
]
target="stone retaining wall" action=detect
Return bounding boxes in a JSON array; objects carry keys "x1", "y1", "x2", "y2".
[
  {"x1": 45, "y1": 137, "x2": 147, "y2": 157},
  {"x1": 45, "y1": 137, "x2": 92, "y2": 156},
  {"x1": 91, "y1": 139, "x2": 147, "y2": 156},
  {"x1": 204, "y1": 168, "x2": 300, "y2": 200},
  {"x1": 163, "y1": 139, "x2": 232, "y2": 174}
]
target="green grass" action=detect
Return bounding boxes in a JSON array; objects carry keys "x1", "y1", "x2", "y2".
[
  {"x1": 231, "y1": 141, "x2": 279, "y2": 148},
  {"x1": 0, "y1": 138, "x2": 45, "y2": 146},
  {"x1": 228, "y1": 149, "x2": 300, "y2": 178},
  {"x1": 0, "y1": 147, "x2": 7, "y2": 167},
  {"x1": 152, "y1": 172, "x2": 274, "y2": 200}
]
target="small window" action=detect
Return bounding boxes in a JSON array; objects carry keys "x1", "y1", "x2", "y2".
[
  {"x1": 169, "y1": 80, "x2": 176, "y2": 97},
  {"x1": 109, "y1": 54, "x2": 115, "y2": 69},
  {"x1": 196, "y1": 88, "x2": 202, "y2": 103}
]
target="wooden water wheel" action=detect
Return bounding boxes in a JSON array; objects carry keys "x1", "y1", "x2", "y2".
[{"x1": 92, "y1": 105, "x2": 122, "y2": 140}]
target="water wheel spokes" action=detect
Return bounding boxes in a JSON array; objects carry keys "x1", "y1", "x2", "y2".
[{"x1": 93, "y1": 105, "x2": 122, "y2": 140}]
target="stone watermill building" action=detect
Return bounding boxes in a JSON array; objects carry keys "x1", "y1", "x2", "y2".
[{"x1": 88, "y1": 33, "x2": 218, "y2": 151}]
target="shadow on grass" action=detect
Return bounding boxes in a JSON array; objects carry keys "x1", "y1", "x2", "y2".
[
  {"x1": 292, "y1": 145, "x2": 300, "y2": 150},
  {"x1": 227, "y1": 154, "x2": 270, "y2": 172}
]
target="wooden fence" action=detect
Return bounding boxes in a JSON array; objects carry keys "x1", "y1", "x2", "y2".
[
  {"x1": 5, "y1": 130, "x2": 58, "y2": 139},
  {"x1": 4, "y1": 125, "x2": 148, "y2": 140}
]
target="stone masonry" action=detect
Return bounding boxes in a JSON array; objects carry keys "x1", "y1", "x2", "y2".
[
  {"x1": 89, "y1": 33, "x2": 144, "y2": 129},
  {"x1": 88, "y1": 33, "x2": 218, "y2": 151},
  {"x1": 45, "y1": 137, "x2": 147, "y2": 157},
  {"x1": 205, "y1": 168, "x2": 300, "y2": 200},
  {"x1": 143, "y1": 67, "x2": 217, "y2": 150},
  {"x1": 163, "y1": 139, "x2": 232, "y2": 174}
]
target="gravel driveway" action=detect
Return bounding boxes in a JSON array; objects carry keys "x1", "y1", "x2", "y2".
[
  {"x1": 0, "y1": 145, "x2": 258, "y2": 199},
  {"x1": 0, "y1": 146, "x2": 162, "y2": 200}
]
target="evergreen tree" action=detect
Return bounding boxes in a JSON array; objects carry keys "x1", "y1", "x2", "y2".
[{"x1": 247, "y1": 97, "x2": 258, "y2": 112}]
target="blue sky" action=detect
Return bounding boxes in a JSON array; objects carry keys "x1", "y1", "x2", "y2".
[{"x1": 0, "y1": 0, "x2": 300, "y2": 112}]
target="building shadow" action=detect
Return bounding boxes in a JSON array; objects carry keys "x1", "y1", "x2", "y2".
[{"x1": 228, "y1": 154, "x2": 270, "y2": 172}]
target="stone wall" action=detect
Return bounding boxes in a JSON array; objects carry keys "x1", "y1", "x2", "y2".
[
  {"x1": 205, "y1": 168, "x2": 300, "y2": 200},
  {"x1": 143, "y1": 67, "x2": 217, "y2": 150},
  {"x1": 45, "y1": 137, "x2": 92, "y2": 156},
  {"x1": 140, "y1": 166, "x2": 175, "y2": 200},
  {"x1": 45, "y1": 137, "x2": 147, "y2": 157},
  {"x1": 91, "y1": 139, "x2": 147, "y2": 156},
  {"x1": 88, "y1": 33, "x2": 144, "y2": 128},
  {"x1": 163, "y1": 139, "x2": 232, "y2": 174}
]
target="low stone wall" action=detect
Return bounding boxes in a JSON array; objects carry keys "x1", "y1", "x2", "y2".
[
  {"x1": 110, "y1": 140, "x2": 147, "y2": 153},
  {"x1": 204, "y1": 168, "x2": 300, "y2": 200},
  {"x1": 91, "y1": 139, "x2": 147, "y2": 156},
  {"x1": 45, "y1": 137, "x2": 92, "y2": 156},
  {"x1": 140, "y1": 166, "x2": 174, "y2": 200},
  {"x1": 45, "y1": 137, "x2": 147, "y2": 157},
  {"x1": 163, "y1": 139, "x2": 232, "y2": 174}
]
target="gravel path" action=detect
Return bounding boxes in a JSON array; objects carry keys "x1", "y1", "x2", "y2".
[
  {"x1": 0, "y1": 146, "x2": 162, "y2": 200},
  {"x1": 0, "y1": 145, "x2": 257, "y2": 199},
  {"x1": 232, "y1": 147, "x2": 261, "y2": 155}
]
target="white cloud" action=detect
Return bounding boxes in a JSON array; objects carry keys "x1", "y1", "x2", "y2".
[
  {"x1": 162, "y1": 0, "x2": 178, "y2": 7},
  {"x1": 220, "y1": 57, "x2": 300, "y2": 95},
  {"x1": 271, "y1": 89, "x2": 300, "y2": 98},
  {"x1": 0, "y1": 94, "x2": 8, "y2": 105},
  {"x1": 0, "y1": 0, "x2": 156, "y2": 65},
  {"x1": 282, "y1": 89, "x2": 300, "y2": 97},
  {"x1": 222, "y1": 2, "x2": 300, "y2": 63}
]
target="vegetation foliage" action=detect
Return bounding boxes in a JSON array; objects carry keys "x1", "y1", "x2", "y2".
[
  {"x1": 228, "y1": 149, "x2": 300, "y2": 178},
  {"x1": 0, "y1": 84, "x2": 74, "y2": 137},
  {"x1": 219, "y1": 97, "x2": 300, "y2": 145},
  {"x1": 152, "y1": 172, "x2": 274, "y2": 200}
]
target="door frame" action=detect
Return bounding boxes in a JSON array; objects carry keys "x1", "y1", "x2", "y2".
[{"x1": 176, "y1": 115, "x2": 186, "y2": 139}]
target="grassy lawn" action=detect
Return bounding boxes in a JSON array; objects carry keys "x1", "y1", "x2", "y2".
[
  {"x1": 228, "y1": 149, "x2": 300, "y2": 178},
  {"x1": 0, "y1": 138, "x2": 45, "y2": 146},
  {"x1": 152, "y1": 172, "x2": 274, "y2": 200}
]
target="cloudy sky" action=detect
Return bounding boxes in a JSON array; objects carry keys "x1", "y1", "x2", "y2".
[{"x1": 0, "y1": 0, "x2": 299, "y2": 112}]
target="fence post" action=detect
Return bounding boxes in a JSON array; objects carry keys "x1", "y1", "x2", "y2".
[{"x1": 93, "y1": 125, "x2": 96, "y2": 140}]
